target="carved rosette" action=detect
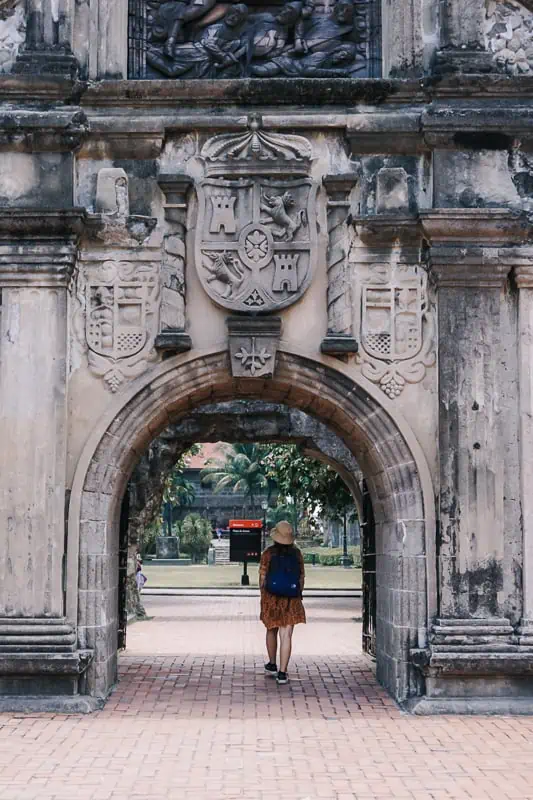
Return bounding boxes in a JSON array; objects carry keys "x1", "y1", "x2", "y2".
[
  {"x1": 194, "y1": 118, "x2": 318, "y2": 314},
  {"x1": 74, "y1": 251, "x2": 160, "y2": 392},
  {"x1": 352, "y1": 222, "x2": 435, "y2": 399}
]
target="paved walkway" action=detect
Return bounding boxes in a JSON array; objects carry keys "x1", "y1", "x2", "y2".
[{"x1": 1, "y1": 595, "x2": 533, "y2": 799}]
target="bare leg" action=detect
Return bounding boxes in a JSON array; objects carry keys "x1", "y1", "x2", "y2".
[
  {"x1": 278, "y1": 625, "x2": 294, "y2": 673},
  {"x1": 266, "y1": 627, "x2": 278, "y2": 665}
]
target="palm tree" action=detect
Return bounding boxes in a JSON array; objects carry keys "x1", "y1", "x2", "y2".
[
  {"x1": 162, "y1": 471, "x2": 196, "y2": 536},
  {"x1": 201, "y1": 443, "x2": 269, "y2": 514}
]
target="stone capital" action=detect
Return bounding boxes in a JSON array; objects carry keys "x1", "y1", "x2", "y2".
[
  {"x1": 0, "y1": 209, "x2": 85, "y2": 288},
  {"x1": 322, "y1": 173, "x2": 359, "y2": 196},
  {"x1": 507, "y1": 251, "x2": 533, "y2": 289},
  {"x1": 429, "y1": 247, "x2": 512, "y2": 288},
  {"x1": 157, "y1": 174, "x2": 194, "y2": 224},
  {"x1": 422, "y1": 210, "x2": 531, "y2": 288}
]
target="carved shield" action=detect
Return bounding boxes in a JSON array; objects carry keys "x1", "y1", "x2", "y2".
[
  {"x1": 86, "y1": 270, "x2": 149, "y2": 360},
  {"x1": 195, "y1": 177, "x2": 318, "y2": 312},
  {"x1": 361, "y1": 283, "x2": 423, "y2": 362}
]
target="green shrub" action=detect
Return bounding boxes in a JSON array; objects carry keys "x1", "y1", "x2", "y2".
[
  {"x1": 301, "y1": 546, "x2": 361, "y2": 568},
  {"x1": 180, "y1": 513, "x2": 212, "y2": 564}
]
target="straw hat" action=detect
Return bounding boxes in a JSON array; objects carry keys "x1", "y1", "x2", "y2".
[{"x1": 271, "y1": 521, "x2": 295, "y2": 546}]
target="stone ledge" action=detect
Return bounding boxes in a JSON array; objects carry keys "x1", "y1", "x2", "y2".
[
  {"x1": 0, "y1": 208, "x2": 86, "y2": 237},
  {"x1": 406, "y1": 696, "x2": 533, "y2": 715},
  {"x1": 421, "y1": 209, "x2": 531, "y2": 245},
  {"x1": 0, "y1": 695, "x2": 104, "y2": 714}
]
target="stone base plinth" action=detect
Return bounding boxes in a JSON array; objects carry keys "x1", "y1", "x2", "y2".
[
  {"x1": 154, "y1": 330, "x2": 192, "y2": 355},
  {"x1": 0, "y1": 619, "x2": 93, "y2": 698},
  {"x1": 0, "y1": 695, "x2": 103, "y2": 714},
  {"x1": 0, "y1": 651, "x2": 94, "y2": 696},
  {"x1": 320, "y1": 336, "x2": 359, "y2": 355},
  {"x1": 13, "y1": 50, "x2": 79, "y2": 78},
  {"x1": 155, "y1": 536, "x2": 179, "y2": 559},
  {"x1": 407, "y1": 696, "x2": 533, "y2": 715},
  {"x1": 409, "y1": 618, "x2": 533, "y2": 713},
  {"x1": 434, "y1": 49, "x2": 494, "y2": 75}
]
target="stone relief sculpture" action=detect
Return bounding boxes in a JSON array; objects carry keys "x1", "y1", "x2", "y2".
[
  {"x1": 194, "y1": 117, "x2": 318, "y2": 313},
  {"x1": 354, "y1": 257, "x2": 435, "y2": 398},
  {"x1": 156, "y1": 175, "x2": 193, "y2": 354},
  {"x1": 160, "y1": 233, "x2": 186, "y2": 329},
  {"x1": 132, "y1": 0, "x2": 373, "y2": 78},
  {"x1": 321, "y1": 174, "x2": 359, "y2": 355},
  {"x1": 485, "y1": 0, "x2": 533, "y2": 75},
  {"x1": 74, "y1": 169, "x2": 160, "y2": 392},
  {"x1": 89, "y1": 168, "x2": 157, "y2": 246},
  {"x1": 75, "y1": 255, "x2": 160, "y2": 392}
]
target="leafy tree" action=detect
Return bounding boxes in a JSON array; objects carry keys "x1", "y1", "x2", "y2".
[
  {"x1": 262, "y1": 445, "x2": 357, "y2": 534},
  {"x1": 181, "y1": 513, "x2": 213, "y2": 563},
  {"x1": 201, "y1": 443, "x2": 269, "y2": 512}
]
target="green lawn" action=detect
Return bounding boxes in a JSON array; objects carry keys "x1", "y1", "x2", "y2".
[{"x1": 143, "y1": 564, "x2": 362, "y2": 590}]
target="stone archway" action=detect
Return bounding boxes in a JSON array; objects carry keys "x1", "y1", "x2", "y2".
[{"x1": 68, "y1": 348, "x2": 435, "y2": 704}]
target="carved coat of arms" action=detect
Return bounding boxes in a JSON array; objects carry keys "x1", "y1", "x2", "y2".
[
  {"x1": 75, "y1": 256, "x2": 160, "y2": 392},
  {"x1": 361, "y1": 283, "x2": 423, "y2": 362},
  {"x1": 195, "y1": 177, "x2": 318, "y2": 312},
  {"x1": 354, "y1": 260, "x2": 435, "y2": 399}
]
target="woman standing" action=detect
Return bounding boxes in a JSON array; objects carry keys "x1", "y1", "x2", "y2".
[{"x1": 259, "y1": 521, "x2": 306, "y2": 685}]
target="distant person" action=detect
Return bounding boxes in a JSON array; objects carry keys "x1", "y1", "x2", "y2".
[
  {"x1": 136, "y1": 552, "x2": 147, "y2": 592},
  {"x1": 216, "y1": 527, "x2": 223, "y2": 540},
  {"x1": 259, "y1": 521, "x2": 305, "y2": 685}
]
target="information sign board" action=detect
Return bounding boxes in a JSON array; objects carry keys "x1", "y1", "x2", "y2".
[{"x1": 229, "y1": 519, "x2": 262, "y2": 563}]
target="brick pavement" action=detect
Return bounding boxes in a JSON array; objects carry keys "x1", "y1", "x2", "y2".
[{"x1": 1, "y1": 595, "x2": 533, "y2": 799}]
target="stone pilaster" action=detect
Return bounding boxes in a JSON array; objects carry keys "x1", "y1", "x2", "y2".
[
  {"x1": 320, "y1": 174, "x2": 359, "y2": 356},
  {"x1": 155, "y1": 175, "x2": 193, "y2": 356},
  {"x1": 513, "y1": 255, "x2": 533, "y2": 648},
  {"x1": 423, "y1": 210, "x2": 521, "y2": 625},
  {"x1": 14, "y1": 0, "x2": 78, "y2": 77},
  {"x1": 436, "y1": 0, "x2": 493, "y2": 74},
  {"x1": 409, "y1": 210, "x2": 533, "y2": 711},
  {"x1": 0, "y1": 209, "x2": 93, "y2": 708}
]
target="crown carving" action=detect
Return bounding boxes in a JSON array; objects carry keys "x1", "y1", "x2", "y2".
[{"x1": 201, "y1": 114, "x2": 312, "y2": 177}]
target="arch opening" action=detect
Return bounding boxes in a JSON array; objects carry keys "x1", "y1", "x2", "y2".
[{"x1": 69, "y1": 349, "x2": 435, "y2": 704}]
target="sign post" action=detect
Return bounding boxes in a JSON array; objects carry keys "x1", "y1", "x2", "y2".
[{"x1": 229, "y1": 519, "x2": 263, "y2": 586}]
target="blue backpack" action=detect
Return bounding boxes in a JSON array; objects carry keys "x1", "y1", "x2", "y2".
[{"x1": 266, "y1": 550, "x2": 301, "y2": 598}]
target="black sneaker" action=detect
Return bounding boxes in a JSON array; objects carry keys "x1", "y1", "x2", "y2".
[
  {"x1": 264, "y1": 662, "x2": 277, "y2": 676},
  {"x1": 276, "y1": 671, "x2": 289, "y2": 685}
]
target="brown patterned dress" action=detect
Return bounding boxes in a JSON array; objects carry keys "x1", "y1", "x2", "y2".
[{"x1": 259, "y1": 545, "x2": 306, "y2": 629}]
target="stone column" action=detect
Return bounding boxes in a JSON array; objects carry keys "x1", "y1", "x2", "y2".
[
  {"x1": 436, "y1": 0, "x2": 492, "y2": 74},
  {"x1": 14, "y1": 0, "x2": 78, "y2": 77},
  {"x1": 320, "y1": 174, "x2": 359, "y2": 356},
  {"x1": 514, "y1": 255, "x2": 533, "y2": 647},
  {"x1": 0, "y1": 210, "x2": 92, "y2": 709},
  {"x1": 155, "y1": 175, "x2": 193, "y2": 356}
]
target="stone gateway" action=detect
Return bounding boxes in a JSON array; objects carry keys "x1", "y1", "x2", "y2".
[{"x1": 1, "y1": 0, "x2": 533, "y2": 714}]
